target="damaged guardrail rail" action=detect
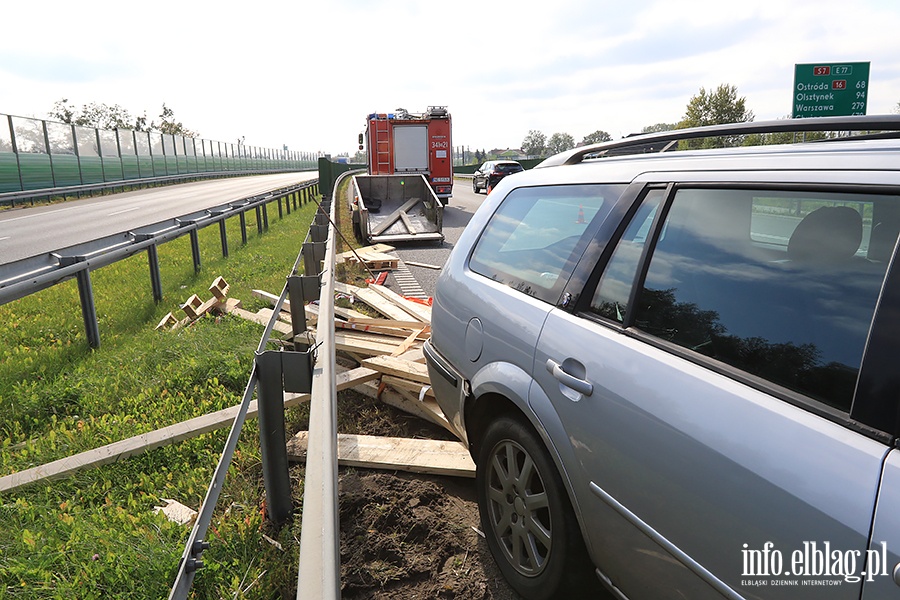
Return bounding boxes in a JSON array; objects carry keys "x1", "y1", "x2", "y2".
[{"x1": 168, "y1": 168, "x2": 356, "y2": 600}]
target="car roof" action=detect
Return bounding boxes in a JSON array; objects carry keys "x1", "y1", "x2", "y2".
[
  {"x1": 511, "y1": 116, "x2": 900, "y2": 188},
  {"x1": 537, "y1": 115, "x2": 900, "y2": 168},
  {"x1": 510, "y1": 139, "x2": 900, "y2": 189}
]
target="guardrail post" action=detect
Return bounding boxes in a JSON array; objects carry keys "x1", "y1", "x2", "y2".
[
  {"x1": 189, "y1": 229, "x2": 201, "y2": 274},
  {"x1": 239, "y1": 211, "x2": 248, "y2": 244},
  {"x1": 278, "y1": 196, "x2": 284, "y2": 219},
  {"x1": 302, "y1": 242, "x2": 325, "y2": 278},
  {"x1": 255, "y1": 207, "x2": 263, "y2": 234},
  {"x1": 58, "y1": 256, "x2": 101, "y2": 349},
  {"x1": 262, "y1": 203, "x2": 270, "y2": 230},
  {"x1": 255, "y1": 347, "x2": 313, "y2": 526},
  {"x1": 218, "y1": 220, "x2": 229, "y2": 258},
  {"x1": 76, "y1": 269, "x2": 101, "y2": 349},
  {"x1": 147, "y1": 243, "x2": 163, "y2": 303},
  {"x1": 287, "y1": 275, "x2": 319, "y2": 342}
]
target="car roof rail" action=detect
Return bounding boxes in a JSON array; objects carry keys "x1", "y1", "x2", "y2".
[{"x1": 535, "y1": 115, "x2": 900, "y2": 168}]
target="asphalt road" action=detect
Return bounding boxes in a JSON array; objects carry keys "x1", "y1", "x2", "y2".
[
  {"x1": 385, "y1": 179, "x2": 486, "y2": 298},
  {"x1": 0, "y1": 172, "x2": 317, "y2": 265}
]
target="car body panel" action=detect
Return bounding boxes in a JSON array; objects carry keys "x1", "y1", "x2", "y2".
[
  {"x1": 862, "y1": 450, "x2": 900, "y2": 599},
  {"x1": 534, "y1": 307, "x2": 887, "y2": 599},
  {"x1": 427, "y1": 128, "x2": 900, "y2": 598}
]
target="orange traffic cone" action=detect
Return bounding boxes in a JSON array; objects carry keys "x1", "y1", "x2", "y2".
[{"x1": 576, "y1": 204, "x2": 586, "y2": 224}]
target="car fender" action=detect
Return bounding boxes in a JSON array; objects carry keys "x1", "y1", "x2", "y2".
[{"x1": 467, "y1": 360, "x2": 595, "y2": 558}]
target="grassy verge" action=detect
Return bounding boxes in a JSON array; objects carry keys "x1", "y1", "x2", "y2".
[{"x1": 0, "y1": 194, "x2": 320, "y2": 598}]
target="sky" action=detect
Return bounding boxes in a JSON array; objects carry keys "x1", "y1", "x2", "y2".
[{"x1": 2, "y1": 0, "x2": 900, "y2": 157}]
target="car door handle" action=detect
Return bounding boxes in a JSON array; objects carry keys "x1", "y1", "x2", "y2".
[{"x1": 546, "y1": 358, "x2": 593, "y2": 397}]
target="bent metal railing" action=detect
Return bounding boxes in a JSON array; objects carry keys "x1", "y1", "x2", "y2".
[
  {"x1": 0, "y1": 179, "x2": 319, "y2": 348},
  {"x1": 168, "y1": 168, "x2": 355, "y2": 600}
]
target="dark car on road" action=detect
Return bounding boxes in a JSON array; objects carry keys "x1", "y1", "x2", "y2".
[
  {"x1": 472, "y1": 160, "x2": 524, "y2": 194},
  {"x1": 425, "y1": 115, "x2": 900, "y2": 600}
]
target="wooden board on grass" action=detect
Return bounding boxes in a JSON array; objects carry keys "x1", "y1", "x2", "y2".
[{"x1": 0, "y1": 367, "x2": 381, "y2": 493}]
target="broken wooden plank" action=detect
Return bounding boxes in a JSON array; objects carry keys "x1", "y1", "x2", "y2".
[
  {"x1": 209, "y1": 276, "x2": 230, "y2": 301},
  {"x1": 334, "y1": 281, "x2": 362, "y2": 296},
  {"x1": 182, "y1": 295, "x2": 222, "y2": 320},
  {"x1": 361, "y1": 354, "x2": 431, "y2": 385},
  {"x1": 335, "y1": 320, "x2": 424, "y2": 340},
  {"x1": 342, "y1": 250, "x2": 399, "y2": 270},
  {"x1": 287, "y1": 432, "x2": 474, "y2": 478},
  {"x1": 398, "y1": 211, "x2": 415, "y2": 235},
  {"x1": 370, "y1": 197, "x2": 422, "y2": 236},
  {"x1": 404, "y1": 260, "x2": 442, "y2": 270},
  {"x1": 336, "y1": 243, "x2": 396, "y2": 263},
  {"x1": 395, "y1": 347, "x2": 427, "y2": 364},
  {"x1": 353, "y1": 379, "x2": 456, "y2": 437},
  {"x1": 382, "y1": 374, "x2": 435, "y2": 398},
  {"x1": 347, "y1": 317, "x2": 424, "y2": 328},
  {"x1": 252, "y1": 289, "x2": 319, "y2": 326},
  {"x1": 334, "y1": 331, "x2": 408, "y2": 357},
  {"x1": 352, "y1": 287, "x2": 415, "y2": 321},
  {"x1": 391, "y1": 327, "x2": 428, "y2": 357},
  {"x1": 225, "y1": 304, "x2": 293, "y2": 335},
  {"x1": 155, "y1": 312, "x2": 177, "y2": 330},
  {"x1": 367, "y1": 284, "x2": 431, "y2": 323},
  {"x1": 0, "y1": 367, "x2": 381, "y2": 493}
]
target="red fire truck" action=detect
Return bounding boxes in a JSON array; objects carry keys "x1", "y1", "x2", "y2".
[{"x1": 363, "y1": 106, "x2": 453, "y2": 203}]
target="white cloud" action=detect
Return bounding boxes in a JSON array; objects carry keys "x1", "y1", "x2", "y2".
[{"x1": 0, "y1": 0, "x2": 899, "y2": 155}]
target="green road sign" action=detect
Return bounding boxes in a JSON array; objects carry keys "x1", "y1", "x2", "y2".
[{"x1": 792, "y1": 62, "x2": 870, "y2": 118}]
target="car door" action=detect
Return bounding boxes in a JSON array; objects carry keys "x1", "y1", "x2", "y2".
[{"x1": 529, "y1": 184, "x2": 897, "y2": 599}]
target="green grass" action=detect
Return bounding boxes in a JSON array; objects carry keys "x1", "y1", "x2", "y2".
[{"x1": 0, "y1": 194, "x2": 319, "y2": 599}]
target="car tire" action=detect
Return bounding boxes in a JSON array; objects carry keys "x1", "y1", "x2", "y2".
[
  {"x1": 476, "y1": 416, "x2": 598, "y2": 600},
  {"x1": 473, "y1": 178, "x2": 479, "y2": 193}
]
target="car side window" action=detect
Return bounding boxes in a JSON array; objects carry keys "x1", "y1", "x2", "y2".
[
  {"x1": 630, "y1": 188, "x2": 899, "y2": 412},
  {"x1": 469, "y1": 184, "x2": 624, "y2": 304},
  {"x1": 590, "y1": 189, "x2": 665, "y2": 322}
]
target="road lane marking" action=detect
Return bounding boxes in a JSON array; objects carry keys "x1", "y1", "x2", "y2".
[
  {"x1": 108, "y1": 206, "x2": 141, "y2": 216},
  {"x1": 0, "y1": 204, "x2": 83, "y2": 223}
]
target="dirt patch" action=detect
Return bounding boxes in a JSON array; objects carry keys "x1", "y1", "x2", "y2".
[
  {"x1": 291, "y1": 386, "x2": 520, "y2": 599},
  {"x1": 339, "y1": 470, "x2": 519, "y2": 599}
]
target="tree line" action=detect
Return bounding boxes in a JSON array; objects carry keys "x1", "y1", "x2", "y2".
[
  {"x1": 519, "y1": 83, "x2": 757, "y2": 157},
  {"x1": 47, "y1": 99, "x2": 198, "y2": 137}
]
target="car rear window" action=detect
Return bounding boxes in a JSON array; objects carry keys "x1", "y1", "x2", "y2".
[
  {"x1": 496, "y1": 163, "x2": 522, "y2": 172},
  {"x1": 469, "y1": 184, "x2": 625, "y2": 304}
]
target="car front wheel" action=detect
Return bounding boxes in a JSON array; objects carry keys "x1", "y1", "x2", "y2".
[
  {"x1": 476, "y1": 416, "x2": 598, "y2": 600},
  {"x1": 473, "y1": 178, "x2": 479, "y2": 193}
]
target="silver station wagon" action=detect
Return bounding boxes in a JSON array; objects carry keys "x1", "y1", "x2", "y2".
[{"x1": 424, "y1": 116, "x2": 900, "y2": 599}]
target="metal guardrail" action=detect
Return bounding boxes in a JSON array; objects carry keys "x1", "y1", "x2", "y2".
[
  {"x1": 295, "y1": 170, "x2": 353, "y2": 599},
  {"x1": 0, "y1": 169, "x2": 305, "y2": 208},
  {"x1": 167, "y1": 168, "x2": 352, "y2": 600},
  {"x1": 0, "y1": 179, "x2": 319, "y2": 348}
]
